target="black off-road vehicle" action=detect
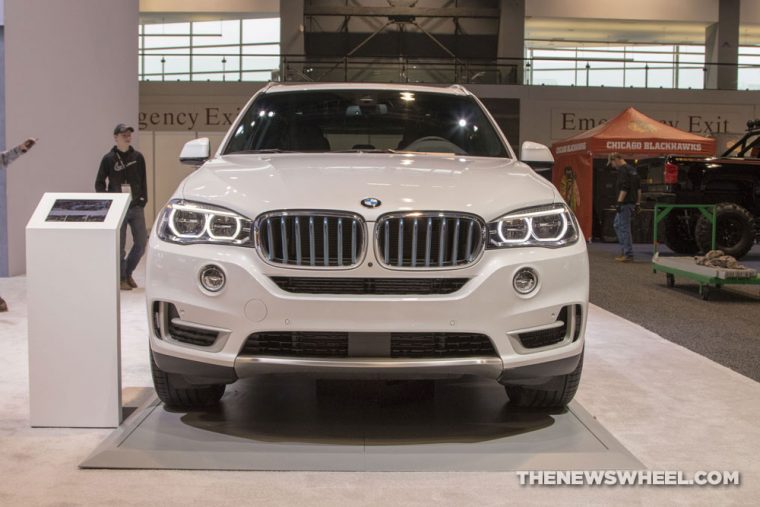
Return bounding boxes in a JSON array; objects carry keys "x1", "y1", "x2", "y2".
[{"x1": 639, "y1": 120, "x2": 760, "y2": 259}]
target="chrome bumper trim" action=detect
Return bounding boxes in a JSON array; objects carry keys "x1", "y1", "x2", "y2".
[{"x1": 234, "y1": 356, "x2": 504, "y2": 379}]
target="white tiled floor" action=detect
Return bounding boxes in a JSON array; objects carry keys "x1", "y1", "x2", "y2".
[{"x1": 1, "y1": 270, "x2": 759, "y2": 505}]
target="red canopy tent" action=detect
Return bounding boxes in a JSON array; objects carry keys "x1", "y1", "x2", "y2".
[{"x1": 550, "y1": 107, "x2": 716, "y2": 240}]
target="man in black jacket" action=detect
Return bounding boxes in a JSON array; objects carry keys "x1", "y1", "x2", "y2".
[
  {"x1": 609, "y1": 153, "x2": 641, "y2": 262},
  {"x1": 95, "y1": 124, "x2": 148, "y2": 290}
]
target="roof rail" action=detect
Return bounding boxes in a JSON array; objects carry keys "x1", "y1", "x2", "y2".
[{"x1": 448, "y1": 84, "x2": 469, "y2": 95}]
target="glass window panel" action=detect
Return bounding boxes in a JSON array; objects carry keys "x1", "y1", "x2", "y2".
[
  {"x1": 646, "y1": 63, "x2": 674, "y2": 88},
  {"x1": 589, "y1": 69, "x2": 624, "y2": 87},
  {"x1": 193, "y1": 20, "x2": 240, "y2": 47},
  {"x1": 241, "y1": 71, "x2": 275, "y2": 81},
  {"x1": 242, "y1": 55, "x2": 280, "y2": 71},
  {"x1": 242, "y1": 44, "x2": 280, "y2": 55},
  {"x1": 192, "y1": 55, "x2": 225, "y2": 73},
  {"x1": 163, "y1": 54, "x2": 189, "y2": 74},
  {"x1": 144, "y1": 22, "x2": 189, "y2": 35},
  {"x1": 242, "y1": 18, "x2": 280, "y2": 44},
  {"x1": 624, "y1": 67, "x2": 647, "y2": 88},
  {"x1": 192, "y1": 72, "x2": 225, "y2": 81},
  {"x1": 739, "y1": 50, "x2": 760, "y2": 89},
  {"x1": 677, "y1": 68, "x2": 704, "y2": 89},
  {"x1": 143, "y1": 35, "x2": 189, "y2": 49},
  {"x1": 738, "y1": 69, "x2": 760, "y2": 90},
  {"x1": 143, "y1": 55, "x2": 165, "y2": 75},
  {"x1": 531, "y1": 69, "x2": 576, "y2": 86}
]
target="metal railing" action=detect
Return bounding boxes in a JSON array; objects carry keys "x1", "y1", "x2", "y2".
[{"x1": 138, "y1": 51, "x2": 760, "y2": 90}]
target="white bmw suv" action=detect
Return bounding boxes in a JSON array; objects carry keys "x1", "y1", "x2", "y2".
[{"x1": 146, "y1": 83, "x2": 588, "y2": 410}]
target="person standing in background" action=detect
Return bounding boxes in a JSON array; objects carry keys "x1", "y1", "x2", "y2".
[
  {"x1": 95, "y1": 124, "x2": 148, "y2": 290},
  {"x1": 0, "y1": 138, "x2": 38, "y2": 312},
  {"x1": 609, "y1": 153, "x2": 641, "y2": 262}
]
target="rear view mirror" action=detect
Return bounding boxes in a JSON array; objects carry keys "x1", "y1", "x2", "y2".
[{"x1": 179, "y1": 138, "x2": 210, "y2": 166}]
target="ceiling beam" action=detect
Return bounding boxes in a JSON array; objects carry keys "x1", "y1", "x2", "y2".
[{"x1": 303, "y1": 7, "x2": 499, "y2": 19}]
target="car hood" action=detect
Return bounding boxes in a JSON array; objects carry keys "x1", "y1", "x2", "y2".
[{"x1": 178, "y1": 153, "x2": 558, "y2": 222}]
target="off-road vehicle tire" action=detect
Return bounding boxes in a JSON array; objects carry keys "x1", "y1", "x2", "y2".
[
  {"x1": 663, "y1": 210, "x2": 699, "y2": 255},
  {"x1": 504, "y1": 352, "x2": 583, "y2": 408},
  {"x1": 694, "y1": 202, "x2": 755, "y2": 259},
  {"x1": 150, "y1": 353, "x2": 225, "y2": 409}
]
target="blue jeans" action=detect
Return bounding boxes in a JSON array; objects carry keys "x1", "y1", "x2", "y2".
[
  {"x1": 613, "y1": 204, "x2": 634, "y2": 258},
  {"x1": 120, "y1": 206, "x2": 147, "y2": 279}
]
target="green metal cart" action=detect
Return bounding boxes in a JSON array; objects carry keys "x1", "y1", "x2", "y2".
[{"x1": 651, "y1": 204, "x2": 760, "y2": 300}]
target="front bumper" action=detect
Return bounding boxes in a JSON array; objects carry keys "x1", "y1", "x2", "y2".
[{"x1": 147, "y1": 233, "x2": 588, "y2": 382}]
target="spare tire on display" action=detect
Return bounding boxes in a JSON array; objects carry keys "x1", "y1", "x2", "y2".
[
  {"x1": 663, "y1": 210, "x2": 699, "y2": 255},
  {"x1": 695, "y1": 203, "x2": 756, "y2": 259}
]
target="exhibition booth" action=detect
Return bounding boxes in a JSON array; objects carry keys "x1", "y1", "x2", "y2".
[{"x1": 550, "y1": 107, "x2": 716, "y2": 240}]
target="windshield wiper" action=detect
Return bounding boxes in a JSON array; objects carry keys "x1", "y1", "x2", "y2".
[{"x1": 333, "y1": 148, "x2": 399, "y2": 154}]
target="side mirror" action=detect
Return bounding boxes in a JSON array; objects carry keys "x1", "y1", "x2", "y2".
[
  {"x1": 520, "y1": 141, "x2": 554, "y2": 180},
  {"x1": 179, "y1": 138, "x2": 210, "y2": 166},
  {"x1": 520, "y1": 141, "x2": 554, "y2": 164}
]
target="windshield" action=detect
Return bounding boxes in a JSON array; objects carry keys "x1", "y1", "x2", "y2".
[{"x1": 224, "y1": 89, "x2": 509, "y2": 158}]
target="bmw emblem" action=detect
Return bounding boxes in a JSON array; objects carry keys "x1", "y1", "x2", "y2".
[{"x1": 361, "y1": 197, "x2": 381, "y2": 208}]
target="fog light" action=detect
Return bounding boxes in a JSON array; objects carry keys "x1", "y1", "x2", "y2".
[
  {"x1": 513, "y1": 267, "x2": 538, "y2": 295},
  {"x1": 200, "y1": 265, "x2": 226, "y2": 292}
]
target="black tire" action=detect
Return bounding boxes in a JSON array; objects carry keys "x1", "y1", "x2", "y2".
[
  {"x1": 150, "y1": 352, "x2": 225, "y2": 409},
  {"x1": 694, "y1": 203, "x2": 755, "y2": 259},
  {"x1": 505, "y1": 352, "x2": 583, "y2": 408},
  {"x1": 663, "y1": 210, "x2": 699, "y2": 255}
]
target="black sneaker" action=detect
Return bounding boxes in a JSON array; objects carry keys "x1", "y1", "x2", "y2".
[{"x1": 127, "y1": 276, "x2": 138, "y2": 289}]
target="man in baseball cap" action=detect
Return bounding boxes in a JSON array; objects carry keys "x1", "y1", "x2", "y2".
[
  {"x1": 95, "y1": 123, "x2": 148, "y2": 290},
  {"x1": 113, "y1": 123, "x2": 134, "y2": 135}
]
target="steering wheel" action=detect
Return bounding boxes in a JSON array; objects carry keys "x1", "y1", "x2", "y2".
[{"x1": 403, "y1": 136, "x2": 466, "y2": 154}]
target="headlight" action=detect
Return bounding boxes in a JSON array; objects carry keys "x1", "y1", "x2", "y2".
[
  {"x1": 157, "y1": 199, "x2": 253, "y2": 246},
  {"x1": 487, "y1": 204, "x2": 579, "y2": 248}
]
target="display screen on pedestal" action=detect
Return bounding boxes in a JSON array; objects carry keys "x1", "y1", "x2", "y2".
[{"x1": 46, "y1": 199, "x2": 113, "y2": 222}]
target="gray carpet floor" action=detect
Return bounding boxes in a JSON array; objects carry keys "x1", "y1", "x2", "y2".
[{"x1": 589, "y1": 242, "x2": 760, "y2": 382}]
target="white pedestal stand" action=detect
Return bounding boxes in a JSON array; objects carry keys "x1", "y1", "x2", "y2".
[{"x1": 26, "y1": 193, "x2": 130, "y2": 428}]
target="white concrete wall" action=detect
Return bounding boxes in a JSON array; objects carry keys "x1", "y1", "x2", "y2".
[
  {"x1": 5, "y1": 0, "x2": 139, "y2": 275},
  {"x1": 139, "y1": 0, "x2": 278, "y2": 15},
  {"x1": 525, "y1": 0, "x2": 721, "y2": 23}
]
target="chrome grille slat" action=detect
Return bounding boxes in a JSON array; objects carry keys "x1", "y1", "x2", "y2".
[
  {"x1": 351, "y1": 220, "x2": 357, "y2": 263},
  {"x1": 466, "y1": 221, "x2": 474, "y2": 260},
  {"x1": 258, "y1": 212, "x2": 365, "y2": 268},
  {"x1": 438, "y1": 218, "x2": 447, "y2": 266},
  {"x1": 384, "y1": 222, "x2": 390, "y2": 264},
  {"x1": 322, "y1": 217, "x2": 329, "y2": 267},
  {"x1": 425, "y1": 218, "x2": 432, "y2": 267},
  {"x1": 411, "y1": 218, "x2": 418, "y2": 267},
  {"x1": 295, "y1": 217, "x2": 302, "y2": 264},
  {"x1": 266, "y1": 218, "x2": 274, "y2": 260},
  {"x1": 337, "y1": 218, "x2": 343, "y2": 266},
  {"x1": 397, "y1": 219, "x2": 404, "y2": 267},
  {"x1": 377, "y1": 213, "x2": 484, "y2": 269},
  {"x1": 280, "y1": 217, "x2": 288, "y2": 263},
  {"x1": 309, "y1": 217, "x2": 316, "y2": 266},
  {"x1": 451, "y1": 219, "x2": 460, "y2": 266}
]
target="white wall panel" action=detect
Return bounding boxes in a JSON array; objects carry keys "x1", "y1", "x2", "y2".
[
  {"x1": 5, "y1": 0, "x2": 138, "y2": 275},
  {"x1": 525, "y1": 0, "x2": 720, "y2": 23}
]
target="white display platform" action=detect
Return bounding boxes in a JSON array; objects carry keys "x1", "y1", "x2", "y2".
[
  {"x1": 26, "y1": 192, "x2": 130, "y2": 428},
  {"x1": 81, "y1": 378, "x2": 643, "y2": 471}
]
